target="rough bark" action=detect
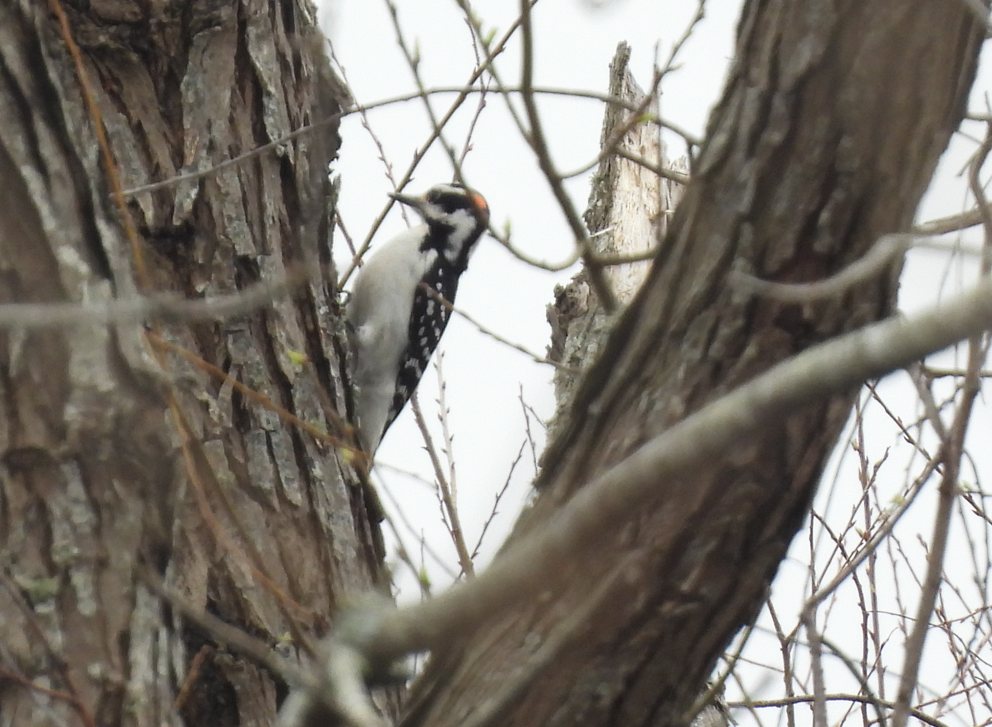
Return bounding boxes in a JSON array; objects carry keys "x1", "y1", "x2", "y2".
[
  {"x1": 0, "y1": 2, "x2": 379, "y2": 727},
  {"x1": 404, "y1": 4, "x2": 984, "y2": 727}
]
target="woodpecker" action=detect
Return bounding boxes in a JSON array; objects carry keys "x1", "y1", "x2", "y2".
[{"x1": 347, "y1": 183, "x2": 490, "y2": 455}]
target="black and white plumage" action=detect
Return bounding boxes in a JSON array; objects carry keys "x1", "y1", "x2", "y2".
[{"x1": 347, "y1": 183, "x2": 490, "y2": 455}]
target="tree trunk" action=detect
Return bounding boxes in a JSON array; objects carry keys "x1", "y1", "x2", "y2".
[
  {"x1": 403, "y1": 4, "x2": 984, "y2": 727},
  {"x1": 0, "y1": 2, "x2": 377, "y2": 727}
]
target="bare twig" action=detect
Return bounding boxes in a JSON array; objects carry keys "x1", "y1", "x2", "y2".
[
  {"x1": 119, "y1": 86, "x2": 691, "y2": 199},
  {"x1": 418, "y1": 283, "x2": 577, "y2": 371},
  {"x1": 434, "y1": 356, "x2": 460, "y2": 522},
  {"x1": 410, "y1": 393, "x2": 475, "y2": 579},
  {"x1": 819, "y1": 635, "x2": 888, "y2": 727},
  {"x1": 800, "y1": 608, "x2": 828, "y2": 727},
  {"x1": 0, "y1": 664, "x2": 94, "y2": 719},
  {"x1": 375, "y1": 469, "x2": 459, "y2": 583},
  {"x1": 336, "y1": 211, "x2": 359, "y2": 259},
  {"x1": 730, "y1": 234, "x2": 913, "y2": 303},
  {"x1": 434, "y1": 356, "x2": 475, "y2": 577},
  {"x1": 683, "y1": 617, "x2": 756, "y2": 725},
  {"x1": 169, "y1": 402, "x2": 318, "y2": 652},
  {"x1": 150, "y1": 334, "x2": 361, "y2": 461},
  {"x1": 470, "y1": 439, "x2": 523, "y2": 562},
  {"x1": 921, "y1": 365, "x2": 992, "y2": 378},
  {"x1": 174, "y1": 645, "x2": 213, "y2": 711},
  {"x1": 460, "y1": 17, "x2": 491, "y2": 167},
  {"x1": 767, "y1": 601, "x2": 798, "y2": 727},
  {"x1": 329, "y1": 47, "x2": 413, "y2": 227},
  {"x1": 381, "y1": 514, "x2": 434, "y2": 599},
  {"x1": 658, "y1": 0, "x2": 709, "y2": 82},
  {"x1": 804, "y1": 446, "x2": 942, "y2": 612},
  {"x1": 517, "y1": 0, "x2": 617, "y2": 311},
  {"x1": 0, "y1": 263, "x2": 317, "y2": 329},
  {"x1": 386, "y1": 0, "x2": 471, "y2": 185},
  {"x1": 914, "y1": 206, "x2": 989, "y2": 236},
  {"x1": 519, "y1": 385, "x2": 541, "y2": 474},
  {"x1": 49, "y1": 0, "x2": 150, "y2": 292},
  {"x1": 730, "y1": 694, "x2": 950, "y2": 727},
  {"x1": 139, "y1": 566, "x2": 309, "y2": 687}
]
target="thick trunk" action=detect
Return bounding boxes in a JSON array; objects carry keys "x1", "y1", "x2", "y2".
[
  {"x1": 0, "y1": 2, "x2": 375, "y2": 726},
  {"x1": 403, "y1": 4, "x2": 984, "y2": 727}
]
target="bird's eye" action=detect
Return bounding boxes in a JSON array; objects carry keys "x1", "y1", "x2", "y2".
[{"x1": 428, "y1": 192, "x2": 464, "y2": 215}]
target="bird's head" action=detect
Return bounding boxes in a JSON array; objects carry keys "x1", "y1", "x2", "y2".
[{"x1": 390, "y1": 183, "x2": 490, "y2": 262}]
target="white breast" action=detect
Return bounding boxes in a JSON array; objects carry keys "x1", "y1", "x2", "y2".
[{"x1": 347, "y1": 224, "x2": 436, "y2": 452}]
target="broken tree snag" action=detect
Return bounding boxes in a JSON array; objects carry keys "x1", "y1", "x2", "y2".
[
  {"x1": 403, "y1": 5, "x2": 983, "y2": 727},
  {"x1": 547, "y1": 41, "x2": 686, "y2": 446}
]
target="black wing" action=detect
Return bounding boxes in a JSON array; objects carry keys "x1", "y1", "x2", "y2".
[{"x1": 382, "y1": 264, "x2": 461, "y2": 436}]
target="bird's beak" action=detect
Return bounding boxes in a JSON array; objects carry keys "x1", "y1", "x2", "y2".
[{"x1": 389, "y1": 191, "x2": 425, "y2": 211}]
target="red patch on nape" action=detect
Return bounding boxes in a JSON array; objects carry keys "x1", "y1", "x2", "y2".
[{"x1": 470, "y1": 192, "x2": 490, "y2": 223}]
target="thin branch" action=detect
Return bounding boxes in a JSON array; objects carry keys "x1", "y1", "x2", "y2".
[
  {"x1": 329, "y1": 48, "x2": 412, "y2": 226},
  {"x1": 434, "y1": 355, "x2": 462, "y2": 535},
  {"x1": 139, "y1": 566, "x2": 310, "y2": 686},
  {"x1": 418, "y1": 283, "x2": 577, "y2": 371},
  {"x1": 0, "y1": 664, "x2": 93, "y2": 716},
  {"x1": 767, "y1": 600, "x2": 798, "y2": 727},
  {"x1": 470, "y1": 439, "x2": 523, "y2": 562},
  {"x1": 460, "y1": 17, "x2": 491, "y2": 167},
  {"x1": 819, "y1": 635, "x2": 888, "y2": 727},
  {"x1": 518, "y1": 0, "x2": 617, "y2": 311},
  {"x1": 683, "y1": 617, "x2": 756, "y2": 725},
  {"x1": 410, "y1": 393, "x2": 475, "y2": 579},
  {"x1": 519, "y1": 385, "x2": 542, "y2": 474},
  {"x1": 386, "y1": 0, "x2": 470, "y2": 184},
  {"x1": 119, "y1": 86, "x2": 691, "y2": 199},
  {"x1": 150, "y1": 334, "x2": 361, "y2": 461},
  {"x1": 434, "y1": 355, "x2": 475, "y2": 578},
  {"x1": 174, "y1": 646, "x2": 213, "y2": 711},
  {"x1": 921, "y1": 365, "x2": 992, "y2": 378},
  {"x1": 730, "y1": 234, "x2": 913, "y2": 303},
  {"x1": 731, "y1": 694, "x2": 950, "y2": 727},
  {"x1": 658, "y1": 0, "x2": 708, "y2": 83},
  {"x1": 0, "y1": 264, "x2": 316, "y2": 329},
  {"x1": 914, "y1": 206, "x2": 988, "y2": 236},
  {"x1": 800, "y1": 608, "x2": 828, "y2": 727},
  {"x1": 169, "y1": 402, "x2": 318, "y2": 653},
  {"x1": 375, "y1": 469, "x2": 459, "y2": 583}
]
